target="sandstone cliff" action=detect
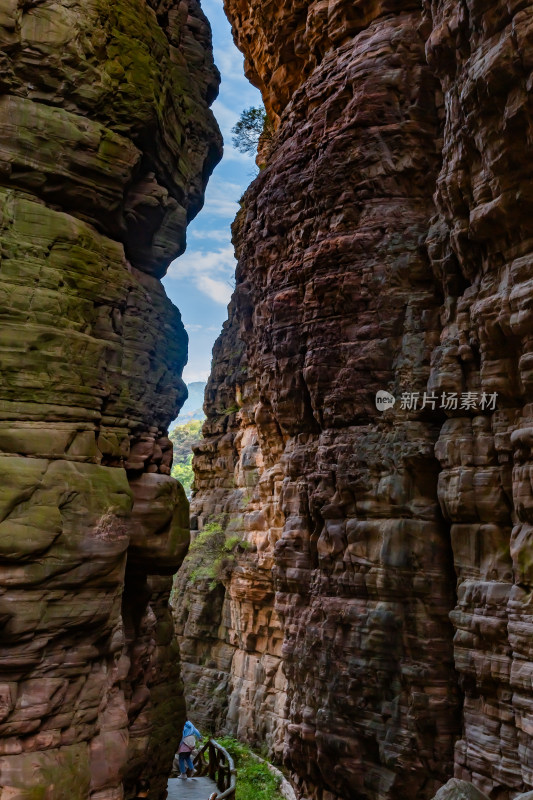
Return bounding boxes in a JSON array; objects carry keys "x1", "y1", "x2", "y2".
[
  {"x1": 426, "y1": 0, "x2": 533, "y2": 794},
  {"x1": 0, "y1": 2, "x2": 220, "y2": 798},
  {"x1": 175, "y1": 2, "x2": 533, "y2": 800}
]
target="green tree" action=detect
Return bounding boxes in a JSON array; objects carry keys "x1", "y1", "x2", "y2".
[
  {"x1": 170, "y1": 419, "x2": 203, "y2": 461},
  {"x1": 231, "y1": 106, "x2": 272, "y2": 156},
  {"x1": 171, "y1": 453, "x2": 194, "y2": 497},
  {"x1": 170, "y1": 419, "x2": 203, "y2": 498}
]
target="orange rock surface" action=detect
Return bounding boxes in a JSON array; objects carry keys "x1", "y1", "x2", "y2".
[{"x1": 175, "y1": 1, "x2": 533, "y2": 799}]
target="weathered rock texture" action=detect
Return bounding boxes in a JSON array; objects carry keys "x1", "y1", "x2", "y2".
[
  {"x1": 431, "y1": 778, "x2": 492, "y2": 800},
  {"x1": 0, "y1": 1, "x2": 220, "y2": 798},
  {"x1": 426, "y1": 1, "x2": 533, "y2": 796},
  {"x1": 174, "y1": 1, "x2": 533, "y2": 800}
]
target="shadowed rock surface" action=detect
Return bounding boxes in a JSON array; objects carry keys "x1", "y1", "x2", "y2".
[
  {"x1": 0, "y1": 1, "x2": 221, "y2": 798},
  {"x1": 432, "y1": 779, "x2": 491, "y2": 800},
  {"x1": 174, "y1": 1, "x2": 533, "y2": 800}
]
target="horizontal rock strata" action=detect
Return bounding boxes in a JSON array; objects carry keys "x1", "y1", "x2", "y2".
[
  {"x1": 0, "y1": 1, "x2": 220, "y2": 798},
  {"x1": 177, "y1": 2, "x2": 460, "y2": 799},
  {"x1": 426, "y1": 0, "x2": 533, "y2": 796},
  {"x1": 175, "y1": 1, "x2": 533, "y2": 800}
]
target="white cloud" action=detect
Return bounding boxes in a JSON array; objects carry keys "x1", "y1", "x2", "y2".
[
  {"x1": 212, "y1": 99, "x2": 239, "y2": 133},
  {"x1": 224, "y1": 142, "x2": 256, "y2": 164},
  {"x1": 190, "y1": 228, "x2": 229, "y2": 242},
  {"x1": 214, "y1": 44, "x2": 249, "y2": 85},
  {"x1": 201, "y1": 179, "x2": 242, "y2": 217},
  {"x1": 197, "y1": 275, "x2": 233, "y2": 305},
  {"x1": 168, "y1": 244, "x2": 236, "y2": 305},
  {"x1": 168, "y1": 244, "x2": 235, "y2": 279},
  {"x1": 182, "y1": 365, "x2": 210, "y2": 383},
  {"x1": 184, "y1": 321, "x2": 225, "y2": 333}
]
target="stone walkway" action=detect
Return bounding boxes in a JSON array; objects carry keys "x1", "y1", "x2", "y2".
[{"x1": 167, "y1": 776, "x2": 219, "y2": 800}]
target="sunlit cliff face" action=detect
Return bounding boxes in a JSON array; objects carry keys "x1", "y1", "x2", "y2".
[{"x1": 175, "y1": 1, "x2": 533, "y2": 799}]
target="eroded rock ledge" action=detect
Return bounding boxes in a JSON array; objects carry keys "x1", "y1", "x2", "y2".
[
  {"x1": 0, "y1": 1, "x2": 221, "y2": 798},
  {"x1": 175, "y1": 2, "x2": 533, "y2": 800}
]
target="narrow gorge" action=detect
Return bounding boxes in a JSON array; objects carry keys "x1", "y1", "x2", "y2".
[
  {"x1": 175, "y1": 2, "x2": 533, "y2": 800},
  {"x1": 0, "y1": 2, "x2": 533, "y2": 800}
]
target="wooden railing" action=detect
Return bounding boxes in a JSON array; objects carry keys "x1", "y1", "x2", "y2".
[{"x1": 193, "y1": 738, "x2": 236, "y2": 799}]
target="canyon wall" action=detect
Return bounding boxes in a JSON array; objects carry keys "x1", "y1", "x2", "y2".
[
  {"x1": 0, "y1": 2, "x2": 220, "y2": 799},
  {"x1": 175, "y1": 1, "x2": 533, "y2": 800},
  {"x1": 426, "y1": 0, "x2": 533, "y2": 795}
]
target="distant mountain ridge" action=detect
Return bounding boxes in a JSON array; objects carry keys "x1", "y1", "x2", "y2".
[{"x1": 171, "y1": 381, "x2": 206, "y2": 428}]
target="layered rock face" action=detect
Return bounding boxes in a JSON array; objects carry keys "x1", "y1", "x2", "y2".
[
  {"x1": 0, "y1": 2, "x2": 220, "y2": 799},
  {"x1": 178, "y1": 2, "x2": 459, "y2": 799},
  {"x1": 175, "y1": 1, "x2": 533, "y2": 800},
  {"x1": 425, "y1": 1, "x2": 533, "y2": 795}
]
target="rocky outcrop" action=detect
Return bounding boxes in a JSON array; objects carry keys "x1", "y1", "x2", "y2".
[
  {"x1": 425, "y1": 2, "x2": 533, "y2": 796},
  {"x1": 431, "y1": 782, "x2": 533, "y2": 800},
  {"x1": 175, "y1": 1, "x2": 533, "y2": 800},
  {"x1": 431, "y1": 779, "x2": 492, "y2": 800},
  {"x1": 177, "y1": 2, "x2": 459, "y2": 799},
  {"x1": 0, "y1": 1, "x2": 220, "y2": 799}
]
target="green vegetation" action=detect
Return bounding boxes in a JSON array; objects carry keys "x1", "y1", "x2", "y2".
[
  {"x1": 96, "y1": 0, "x2": 169, "y2": 129},
  {"x1": 170, "y1": 419, "x2": 203, "y2": 460},
  {"x1": 170, "y1": 419, "x2": 203, "y2": 498},
  {"x1": 217, "y1": 737, "x2": 285, "y2": 800},
  {"x1": 231, "y1": 106, "x2": 273, "y2": 156},
  {"x1": 185, "y1": 520, "x2": 248, "y2": 590},
  {"x1": 24, "y1": 749, "x2": 90, "y2": 800},
  {"x1": 240, "y1": 491, "x2": 253, "y2": 509},
  {"x1": 172, "y1": 453, "x2": 194, "y2": 497}
]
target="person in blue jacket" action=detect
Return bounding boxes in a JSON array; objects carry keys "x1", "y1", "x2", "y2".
[{"x1": 177, "y1": 719, "x2": 202, "y2": 779}]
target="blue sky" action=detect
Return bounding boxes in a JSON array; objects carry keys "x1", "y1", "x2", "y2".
[{"x1": 162, "y1": 0, "x2": 261, "y2": 383}]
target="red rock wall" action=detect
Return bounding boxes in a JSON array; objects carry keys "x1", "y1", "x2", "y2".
[
  {"x1": 426, "y1": 1, "x2": 533, "y2": 796},
  {"x1": 0, "y1": 2, "x2": 220, "y2": 798},
  {"x1": 175, "y1": 1, "x2": 533, "y2": 799},
  {"x1": 178, "y1": 2, "x2": 460, "y2": 799}
]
